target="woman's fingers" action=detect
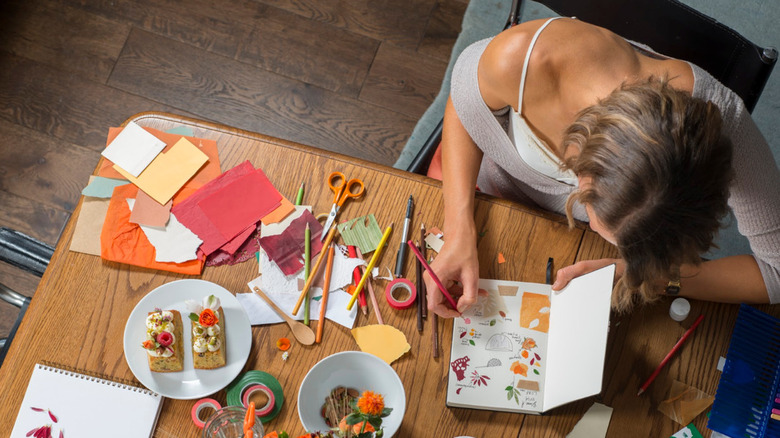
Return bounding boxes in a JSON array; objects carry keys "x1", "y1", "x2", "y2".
[{"x1": 551, "y1": 258, "x2": 622, "y2": 291}]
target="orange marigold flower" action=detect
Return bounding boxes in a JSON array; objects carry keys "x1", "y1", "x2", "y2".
[
  {"x1": 357, "y1": 390, "x2": 385, "y2": 416},
  {"x1": 199, "y1": 308, "x2": 219, "y2": 327},
  {"x1": 276, "y1": 337, "x2": 291, "y2": 351},
  {"x1": 510, "y1": 361, "x2": 528, "y2": 377},
  {"x1": 521, "y1": 338, "x2": 537, "y2": 350}
]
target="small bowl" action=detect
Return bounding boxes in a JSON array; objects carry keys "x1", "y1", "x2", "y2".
[
  {"x1": 202, "y1": 406, "x2": 264, "y2": 438},
  {"x1": 298, "y1": 351, "x2": 406, "y2": 437}
]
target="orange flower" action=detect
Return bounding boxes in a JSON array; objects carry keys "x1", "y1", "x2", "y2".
[
  {"x1": 199, "y1": 308, "x2": 219, "y2": 327},
  {"x1": 357, "y1": 390, "x2": 385, "y2": 416},
  {"x1": 142, "y1": 340, "x2": 154, "y2": 350},
  {"x1": 521, "y1": 350, "x2": 529, "y2": 359},
  {"x1": 521, "y1": 338, "x2": 537, "y2": 350},
  {"x1": 339, "y1": 418, "x2": 375, "y2": 434},
  {"x1": 276, "y1": 338, "x2": 291, "y2": 351},
  {"x1": 510, "y1": 361, "x2": 528, "y2": 377}
]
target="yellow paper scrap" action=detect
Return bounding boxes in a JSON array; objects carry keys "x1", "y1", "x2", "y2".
[
  {"x1": 351, "y1": 324, "x2": 410, "y2": 364},
  {"x1": 113, "y1": 137, "x2": 208, "y2": 204}
]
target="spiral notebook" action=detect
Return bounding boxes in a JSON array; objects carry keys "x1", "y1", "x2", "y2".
[{"x1": 11, "y1": 363, "x2": 163, "y2": 438}]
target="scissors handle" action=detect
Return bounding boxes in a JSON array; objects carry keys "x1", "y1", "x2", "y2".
[{"x1": 336, "y1": 179, "x2": 364, "y2": 206}]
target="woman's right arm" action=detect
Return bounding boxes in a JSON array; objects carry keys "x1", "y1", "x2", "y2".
[
  {"x1": 425, "y1": 96, "x2": 483, "y2": 318},
  {"x1": 426, "y1": 30, "x2": 528, "y2": 317}
]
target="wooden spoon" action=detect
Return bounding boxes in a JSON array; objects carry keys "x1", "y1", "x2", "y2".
[{"x1": 252, "y1": 286, "x2": 315, "y2": 345}]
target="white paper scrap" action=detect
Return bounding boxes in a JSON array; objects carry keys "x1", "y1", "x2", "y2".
[
  {"x1": 566, "y1": 402, "x2": 613, "y2": 438},
  {"x1": 241, "y1": 276, "x2": 358, "y2": 329},
  {"x1": 425, "y1": 233, "x2": 444, "y2": 253},
  {"x1": 101, "y1": 121, "x2": 166, "y2": 177},
  {"x1": 126, "y1": 199, "x2": 202, "y2": 263}
]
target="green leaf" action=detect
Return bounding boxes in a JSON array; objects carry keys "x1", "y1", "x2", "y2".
[
  {"x1": 368, "y1": 417, "x2": 382, "y2": 429},
  {"x1": 507, "y1": 391, "x2": 513, "y2": 401},
  {"x1": 375, "y1": 430, "x2": 384, "y2": 438},
  {"x1": 346, "y1": 413, "x2": 363, "y2": 425},
  {"x1": 533, "y1": 369, "x2": 540, "y2": 375},
  {"x1": 279, "y1": 433, "x2": 289, "y2": 438},
  {"x1": 489, "y1": 319, "x2": 496, "y2": 326},
  {"x1": 469, "y1": 340, "x2": 475, "y2": 346},
  {"x1": 504, "y1": 386, "x2": 513, "y2": 391},
  {"x1": 312, "y1": 296, "x2": 322, "y2": 301},
  {"x1": 381, "y1": 407, "x2": 393, "y2": 416},
  {"x1": 188, "y1": 313, "x2": 199, "y2": 322}
]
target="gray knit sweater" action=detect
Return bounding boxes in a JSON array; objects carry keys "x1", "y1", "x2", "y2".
[{"x1": 451, "y1": 37, "x2": 780, "y2": 302}]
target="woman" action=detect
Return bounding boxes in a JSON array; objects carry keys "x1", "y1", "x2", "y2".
[{"x1": 426, "y1": 17, "x2": 780, "y2": 318}]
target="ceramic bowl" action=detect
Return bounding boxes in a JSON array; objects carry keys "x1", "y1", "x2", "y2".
[{"x1": 297, "y1": 351, "x2": 406, "y2": 437}]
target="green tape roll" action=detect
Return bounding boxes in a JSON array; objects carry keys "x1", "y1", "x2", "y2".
[{"x1": 226, "y1": 370, "x2": 284, "y2": 423}]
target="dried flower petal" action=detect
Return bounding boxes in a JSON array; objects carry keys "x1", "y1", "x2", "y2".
[
  {"x1": 48, "y1": 410, "x2": 58, "y2": 423},
  {"x1": 26, "y1": 426, "x2": 40, "y2": 437},
  {"x1": 276, "y1": 338, "x2": 291, "y2": 351},
  {"x1": 59, "y1": 430, "x2": 64, "y2": 438},
  {"x1": 31, "y1": 407, "x2": 44, "y2": 412}
]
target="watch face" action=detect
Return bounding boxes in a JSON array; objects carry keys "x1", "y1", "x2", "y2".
[{"x1": 666, "y1": 284, "x2": 681, "y2": 295}]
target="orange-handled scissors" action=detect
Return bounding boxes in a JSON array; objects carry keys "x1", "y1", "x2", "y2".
[{"x1": 321, "y1": 171, "x2": 365, "y2": 240}]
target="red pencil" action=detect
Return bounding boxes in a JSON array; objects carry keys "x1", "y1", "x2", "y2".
[
  {"x1": 406, "y1": 240, "x2": 460, "y2": 314},
  {"x1": 637, "y1": 314, "x2": 705, "y2": 396}
]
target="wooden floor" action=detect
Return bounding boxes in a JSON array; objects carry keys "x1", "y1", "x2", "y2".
[{"x1": 0, "y1": 0, "x2": 466, "y2": 337}]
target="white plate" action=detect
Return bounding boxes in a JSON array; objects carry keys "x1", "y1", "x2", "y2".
[
  {"x1": 298, "y1": 351, "x2": 406, "y2": 437},
  {"x1": 123, "y1": 279, "x2": 252, "y2": 399}
]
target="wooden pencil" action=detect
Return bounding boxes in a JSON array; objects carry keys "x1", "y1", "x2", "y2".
[
  {"x1": 304, "y1": 222, "x2": 311, "y2": 325},
  {"x1": 293, "y1": 225, "x2": 338, "y2": 316},
  {"x1": 416, "y1": 239, "x2": 423, "y2": 332},
  {"x1": 420, "y1": 223, "x2": 427, "y2": 318},
  {"x1": 356, "y1": 247, "x2": 384, "y2": 324},
  {"x1": 316, "y1": 243, "x2": 336, "y2": 344}
]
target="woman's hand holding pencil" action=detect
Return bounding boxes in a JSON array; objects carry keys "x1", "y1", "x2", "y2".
[{"x1": 418, "y1": 235, "x2": 479, "y2": 318}]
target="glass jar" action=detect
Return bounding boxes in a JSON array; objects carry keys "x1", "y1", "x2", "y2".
[{"x1": 202, "y1": 406, "x2": 265, "y2": 438}]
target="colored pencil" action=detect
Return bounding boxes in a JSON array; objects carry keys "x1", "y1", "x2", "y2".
[
  {"x1": 406, "y1": 240, "x2": 459, "y2": 313},
  {"x1": 304, "y1": 223, "x2": 311, "y2": 325},
  {"x1": 293, "y1": 225, "x2": 338, "y2": 316},
  {"x1": 415, "y1": 239, "x2": 423, "y2": 332},
  {"x1": 637, "y1": 314, "x2": 705, "y2": 396},
  {"x1": 348, "y1": 224, "x2": 393, "y2": 310},
  {"x1": 432, "y1": 313, "x2": 439, "y2": 358},
  {"x1": 348, "y1": 245, "x2": 368, "y2": 315},
  {"x1": 294, "y1": 182, "x2": 305, "y2": 205},
  {"x1": 316, "y1": 243, "x2": 336, "y2": 344},
  {"x1": 356, "y1": 247, "x2": 384, "y2": 324},
  {"x1": 420, "y1": 223, "x2": 427, "y2": 318}
]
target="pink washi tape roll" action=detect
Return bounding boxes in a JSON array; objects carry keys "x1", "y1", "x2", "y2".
[
  {"x1": 191, "y1": 397, "x2": 222, "y2": 429},
  {"x1": 242, "y1": 383, "x2": 276, "y2": 417},
  {"x1": 385, "y1": 278, "x2": 417, "y2": 309}
]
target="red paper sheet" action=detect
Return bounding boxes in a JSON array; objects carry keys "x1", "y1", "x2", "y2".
[
  {"x1": 258, "y1": 210, "x2": 324, "y2": 276},
  {"x1": 197, "y1": 169, "x2": 282, "y2": 241},
  {"x1": 100, "y1": 184, "x2": 203, "y2": 275},
  {"x1": 171, "y1": 161, "x2": 255, "y2": 255}
]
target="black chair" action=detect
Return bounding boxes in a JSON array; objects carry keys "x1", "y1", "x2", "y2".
[
  {"x1": 406, "y1": 0, "x2": 778, "y2": 175},
  {"x1": 0, "y1": 227, "x2": 54, "y2": 367}
]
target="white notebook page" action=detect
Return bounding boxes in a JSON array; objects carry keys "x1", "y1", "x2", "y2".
[{"x1": 11, "y1": 363, "x2": 163, "y2": 438}]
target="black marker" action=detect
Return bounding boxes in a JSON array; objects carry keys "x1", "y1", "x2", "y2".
[{"x1": 394, "y1": 195, "x2": 414, "y2": 278}]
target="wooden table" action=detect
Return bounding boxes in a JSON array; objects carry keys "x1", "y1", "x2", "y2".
[{"x1": 1, "y1": 112, "x2": 775, "y2": 437}]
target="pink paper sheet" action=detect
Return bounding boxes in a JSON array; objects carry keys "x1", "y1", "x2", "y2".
[
  {"x1": 197, "y1": 168, "x2": 282, "y2": 241},
  {"x1": 206, "y1": 224, "x2": 262, "y2": 267},
  {"x1": 171, "y1": 161, "x2": 254, "y2": 255},
  {"x1": 129, "y1": 189, "x2": 172, "y2": 227},
  {"x1": 258, "y1": 210, "x2": 324, "y2": 276}
]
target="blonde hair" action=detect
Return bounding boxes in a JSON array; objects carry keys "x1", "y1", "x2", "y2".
[{"x1": 563, "y1": 77, "x2": 733, "y2": 311}]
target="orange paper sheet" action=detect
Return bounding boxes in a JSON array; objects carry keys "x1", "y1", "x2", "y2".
[
  {"x1": 99, "y1": 127, "x2": 221, "y2": 186},
  {"x1": 519, "y1": 292, "x2": 551, "y2": 333},
  {"x1": 112, "y1": 137, "x2": 208, "y2": 205},
  {"x1": 101, "y1": 184, "x2": 203, "y2": 275}
]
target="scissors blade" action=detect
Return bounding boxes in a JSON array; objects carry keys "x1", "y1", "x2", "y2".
[{"x1": 321, "y1": 206, "x2": 340, "y2": 241}]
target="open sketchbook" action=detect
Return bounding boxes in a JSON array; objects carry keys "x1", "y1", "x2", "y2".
[
  {"x1": 11, "y1": 363, "x2": 163, "y2": 438},
  {"x1": 446, "y1": 265, "x2": 615, "y2": 414}
]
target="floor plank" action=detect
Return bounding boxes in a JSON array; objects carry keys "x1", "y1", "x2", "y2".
[
  {"x1": 0, "y1": 0, "x2": 129, "y2": 84},
  {"x1": 65, "y1": 0, "x2": 379, "y2": 96},
  {"x1": 0, "y1": 52, "x2": 192, "y2": 151},
  {"x1": 0, "y1": 119, "x2": 100, "y2": 213},
  {"x1": 0, "y1": 190, "x2": 70, "y2": 246},
  {"x1": 257, "y1": 0, "x2": 438, "y2": 48},
  {"x1": 109, "y1": 28, "x2": 416, "y2": 165},
  {"x1": 360, "y1": 42, "x2": 448, "y2": 119},
  {"x1": 418, "y1": 0, "x2": 469, "y2": 61}
]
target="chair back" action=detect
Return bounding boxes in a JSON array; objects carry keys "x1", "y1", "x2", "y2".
[{"x1": 525, "y1": 0, "x2": 777, "y2": 112}]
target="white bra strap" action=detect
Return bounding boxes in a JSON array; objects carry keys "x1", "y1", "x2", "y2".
[{"x1": 518, "y1": 17, "x2": 563, "y2": 113}]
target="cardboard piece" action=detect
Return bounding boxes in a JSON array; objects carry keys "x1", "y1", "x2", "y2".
[{"x1": 566, "y1": 403, "x2": 613, "y2": 438}]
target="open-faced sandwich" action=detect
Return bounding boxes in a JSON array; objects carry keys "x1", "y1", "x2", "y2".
[
  {"x1": 187, "y1": 295, "x2": 226, "y2": 369},
  {"x1": 142, "y1": 309, "x2": 184, "y2": 372}
]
